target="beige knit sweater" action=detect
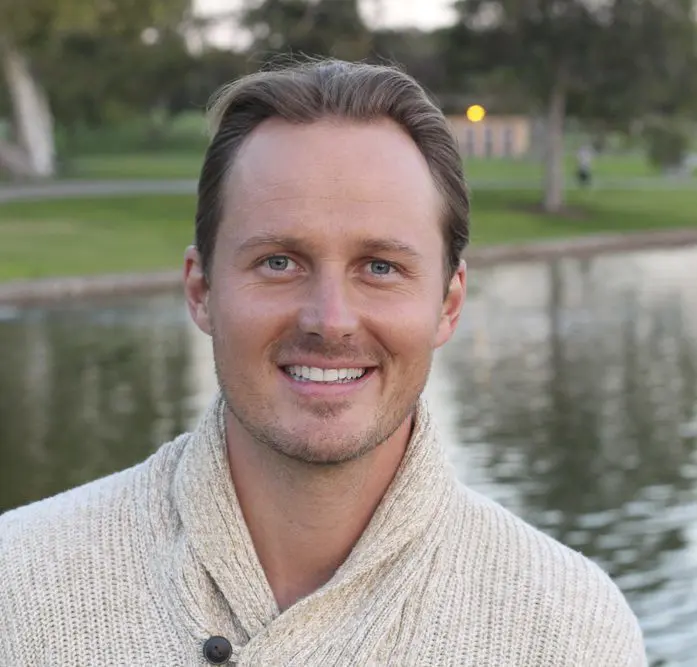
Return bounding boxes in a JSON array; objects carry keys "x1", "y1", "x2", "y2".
[{"x1": 0, "y1": 394, "x2": 646, "y2": 666}]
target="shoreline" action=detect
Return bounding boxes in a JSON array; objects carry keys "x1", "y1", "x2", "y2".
[{"x1": 2, "y1": 227, "x2": 697, "y2": 306}]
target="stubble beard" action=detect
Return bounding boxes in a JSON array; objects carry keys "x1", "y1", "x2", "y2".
[{"x1": 212, "y1": 346, "x2": 428, "y2": 467}]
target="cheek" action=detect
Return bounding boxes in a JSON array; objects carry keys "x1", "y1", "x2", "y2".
[
  {"x1": 209, "y1": 285, "x2": 296, "y2": 353},
  {"x1": 374, "y1": 300, "x2": 441, "y2": 357}
]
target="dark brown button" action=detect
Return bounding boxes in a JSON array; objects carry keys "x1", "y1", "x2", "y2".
[{"x1": 203, "y1": 636, "x2": 232, "y2": 664}]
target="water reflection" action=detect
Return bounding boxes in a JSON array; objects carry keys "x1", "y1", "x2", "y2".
[
  {"x1": 1, "y1": 246, "x2": 696, "y2": 665},
  {"x1": 427, "y1": 247, "x2": 697, "y2": 666},
  {"x1": 0, "y1": 294, "x2": 195, "y2": 512}
]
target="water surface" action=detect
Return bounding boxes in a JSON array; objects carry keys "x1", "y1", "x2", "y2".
[{"x1": 1, "y1": 246, "x2": 696, "y2": 666}]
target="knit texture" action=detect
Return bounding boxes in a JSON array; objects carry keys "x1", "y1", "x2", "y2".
[{"x1": 0, "y1": 394, "x2": 646, "y2": 666}]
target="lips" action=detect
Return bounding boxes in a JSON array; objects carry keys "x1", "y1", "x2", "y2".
[{"x1": 278, "y1": 363, "x2": 376, "y2": 398}]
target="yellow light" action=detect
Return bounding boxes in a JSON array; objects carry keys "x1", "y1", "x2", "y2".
[{"x1": 466, "y1": 105, "x2": 486, "y2": 123}]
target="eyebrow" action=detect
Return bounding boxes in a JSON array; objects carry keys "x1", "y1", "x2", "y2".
[
  {"x1": 360, "y1": 238, "x2": 423, "y2": 262},
  {"x1": 236, "y1": 233, "x2": 424, "y2": 262}
]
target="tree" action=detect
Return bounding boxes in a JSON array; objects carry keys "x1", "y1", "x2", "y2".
[
  {"x1": 44, "y1": 31, "x2": 195, "y2": 130},
  {"x1": 0, "y1": 0, "x2": 189, "y2": 178},
  {"x1": 242, "y1": 0, "x2": 372, "y2": 63},
  {"x1": 370, "y1": 28, "x2": 452, "y2": 102},
  {"x1": 444, "y1": 0, "x2": 697, "y2": 212}
]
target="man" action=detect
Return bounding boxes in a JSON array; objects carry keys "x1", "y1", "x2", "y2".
[{"x1": 0, "y1": 60, "x2": 645, "y2": 666}]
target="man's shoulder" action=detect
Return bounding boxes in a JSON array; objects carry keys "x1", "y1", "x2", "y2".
[
  {"x1": 0, "y1": 432, "x2": 192, "y2": 662},
  {"x1": 0, "y1": 431, "x2": 190, "y2": 562},
  {"x1": 440, "y1": 483, "x2": 645, "y2": 664},
  {"x1": 448, "y1": 481, "x2": 615, "y2": 577},
  {"x1": 1, "y1": 466, "x2": 136, "y2": 543}
]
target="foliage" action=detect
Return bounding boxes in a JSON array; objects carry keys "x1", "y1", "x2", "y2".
[
  {"x1": 440, "y1": 0, "x2": 697, "y2": 210},
  {"x1": 241, "y1": 0, "x2": 372, "y2": 63},
  {"x1": 1, "y1": 0, "x2": 696, "y2": 184},
  {"x1": 0, "y1": 0, "x2": 188, "y2": 47},
  {"x1": 368, "y1": 29, "x2": 450, "y2": 98},
  {"x1": 38, "y1": 34, "x2": 247, "y2": 130},
  {"x1": 444, "y1": 0, "x2": 697, "y2": 127},
  {"x1": 56, "y1": 113, "x2": 209, "y2": 158},
  {"x1": 643, "y1": 118, "x2": 692, "y2": 170},
  {"x1": 0, "y1": 0, "x2": 195, "y2": 175}
]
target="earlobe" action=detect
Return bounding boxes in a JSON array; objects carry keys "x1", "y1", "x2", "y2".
[
  {"x1": 183, "y1": 245, "x2": 212, "y2": 336},
  {"x1": 435, "y1": 261, "x2": 466, "y2": 348}
]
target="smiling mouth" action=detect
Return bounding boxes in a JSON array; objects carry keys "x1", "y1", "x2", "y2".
[{"x1": 283, "y1": 365, "x2": 370, "y2": 383}]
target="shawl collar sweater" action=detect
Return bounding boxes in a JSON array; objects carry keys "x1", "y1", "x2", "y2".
[{"x1": 0, "y1": 395, "x2": 646, "y2": 666}]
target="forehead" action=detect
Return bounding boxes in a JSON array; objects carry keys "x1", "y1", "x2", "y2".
[{"x1": 221, "y1": 117, "x2": 443, "y2": 248}]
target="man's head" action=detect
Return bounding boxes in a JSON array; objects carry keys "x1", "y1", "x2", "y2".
[{"x1": 184, "y1": 59, "x2": 469, "y2": 465}]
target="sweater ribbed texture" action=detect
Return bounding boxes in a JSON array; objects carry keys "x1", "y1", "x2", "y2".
[{"x1": 0, "y1": 394, "x2": 646, "y2": 666}]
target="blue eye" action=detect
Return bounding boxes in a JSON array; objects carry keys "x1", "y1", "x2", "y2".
[
  {"x1": 369, "y1": 260, "x2": 393, "y2": 276},
  {"x1": 265, "y1": 256, "x2": 292, "y2": 271}
]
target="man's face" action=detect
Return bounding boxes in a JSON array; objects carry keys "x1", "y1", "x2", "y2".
[{"x1": 185, "y1": 117, "x2": 464, "y2": 464}]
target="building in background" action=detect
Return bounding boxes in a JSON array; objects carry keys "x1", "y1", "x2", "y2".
[{"x1": 447, "y1": 114, "x2": 532, "y2": 159}]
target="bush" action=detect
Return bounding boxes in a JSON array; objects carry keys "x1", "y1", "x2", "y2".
[
  {"x1": 55, "y1": 112, "x2": 208, "y2": 157},
  {"x1": 643, "y1": 119, "x2": 691, "y2": 170}
]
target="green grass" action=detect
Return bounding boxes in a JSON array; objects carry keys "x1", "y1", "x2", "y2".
[
  {"x1": 63, "y1": 152, "x2": 204, "y2": 180},
  {"x1": 591, "y1": 153, "x2": 663, "y2": 178},
  {"x1": 463, "y1": 153, "x2": 663, "y2": 182},
  {"x1": 1, "y1": 188, "x2": 697, "y2": 282},
  {"x1": 0, "y1": 195, "x2": 195, "y2": 281},
  {"x1": 468, "y1": 188, "x2": 697, "y2": 246},
  {"x1": 59, "y1": 150, "x2": 672, "y2": 182}
]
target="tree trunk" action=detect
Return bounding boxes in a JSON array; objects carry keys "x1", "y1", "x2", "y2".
[
  {"x1": 543, "y1": 81, "x2": 566, "y2": 213},
  {"x1": 0, "y1": 45, "x2": 55, "y2": 178}
]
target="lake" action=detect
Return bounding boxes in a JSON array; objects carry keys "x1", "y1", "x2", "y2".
[{"x1": 1, "y1": 246, "x2": 696, "y2": 666}]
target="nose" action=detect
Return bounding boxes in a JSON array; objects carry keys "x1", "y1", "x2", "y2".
[{"x1": 297, "y1": 267, "x2": 359, "y2": 339}]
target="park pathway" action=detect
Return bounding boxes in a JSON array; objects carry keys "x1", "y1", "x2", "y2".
[
  {"x1": 0, "y1": 179, "x2": 198, "y2": 203},
  {"x1": 1, "y1": 175, "x2": 696, "y2": 203}
]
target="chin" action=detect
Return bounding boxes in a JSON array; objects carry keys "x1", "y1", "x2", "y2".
[
  {"x1": 272, "y1": 424, "x2": 379, "y2": 466},
  {"x1": 220, "y1": 377, "x2": 417, "y2": 466},
  {"x1": 278, "y1": 439, "x2": 377, "y2": 466}
]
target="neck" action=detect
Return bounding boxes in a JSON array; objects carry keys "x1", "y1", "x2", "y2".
[{"x1": 225, "y1": 413, "x2": 412, "y2": 612}]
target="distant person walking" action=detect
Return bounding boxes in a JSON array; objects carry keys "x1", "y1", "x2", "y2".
[{"x1": 576, "y1": 144, "x2": 594, "y2": 188}]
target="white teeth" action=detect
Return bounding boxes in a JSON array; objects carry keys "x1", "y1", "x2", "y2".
[{"x1": 284, "y1": 366, "x2": 368, "y2": 382}]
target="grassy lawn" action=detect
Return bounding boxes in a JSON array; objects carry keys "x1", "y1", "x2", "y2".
[
  {"x1": 63, "y1": 152, "x2": 204, "y2": 180},
  {"x1": 464, "y1": 153, "x2": 664, "y2": 182},
  {"x1": 1, "y1": 187, "x2": 697, "y2": 282},
  {"x1": 58, "y1": 150, "x2": 678, "y2": 182},
  {"x1": 0, "y1": 196, "x2": 195, "y2": 281},
  {"x1": 469, "y1": 188, "x2": 697, "y2": 246}
]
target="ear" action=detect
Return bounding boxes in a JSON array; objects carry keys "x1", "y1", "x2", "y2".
[
  {"x1": 435, "y1": 260, "x2": 466, "y2": 349},
  {"x1": 183, "y1": 245, "x2": 212, "y2": 336}
]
